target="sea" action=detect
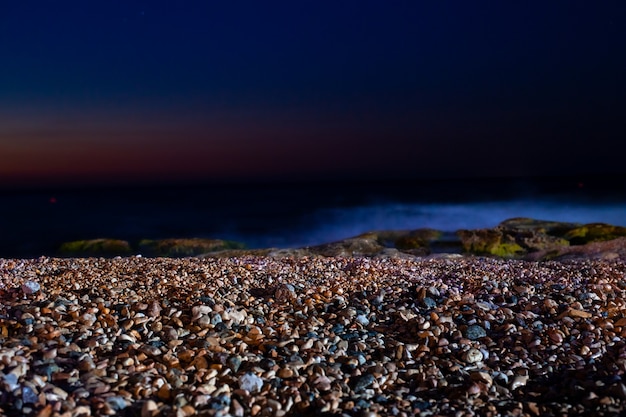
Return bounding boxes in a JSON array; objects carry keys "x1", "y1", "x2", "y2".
[{"x1": 1, "y1": 176, "x2": 625, "y2": 258}]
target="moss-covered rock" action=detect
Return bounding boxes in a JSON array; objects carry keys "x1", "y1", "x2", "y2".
[
  {"x1": 457, "y1": 229, "x2": 525, "y2": 258},
  {"x1": 564, "y1": 223, "x2": 626, "y2": 245},
  {"x1": 58, "y1": 239, "x2": 133, "y2": 257},
  {"x1": 516, "y1": 232, "x2": 570, "y2": 252},
  {"x1": 497, "y1": 217, "x2": 581, "y2": 237},
  {"x1": 394, "y1": 228, "x2": 442, "y2": 251},
  {"x1": 138, "y1": 238, "x2": 245, "y2": 257}
]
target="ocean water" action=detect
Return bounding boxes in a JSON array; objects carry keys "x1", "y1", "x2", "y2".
[{"x1": 1, "y1": 177, "x2": 625, "y2": 258}]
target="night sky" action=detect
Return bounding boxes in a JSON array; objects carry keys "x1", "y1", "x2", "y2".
[{"x1": 1, "y1": 1, "x2": 625, "y2": 186}]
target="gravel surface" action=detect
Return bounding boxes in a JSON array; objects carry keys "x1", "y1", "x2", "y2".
[{"x1": 1, "y1": 255, "x2": 626, "y2": 416}]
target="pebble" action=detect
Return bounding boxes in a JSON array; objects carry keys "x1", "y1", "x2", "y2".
[
  {"x1": 21, "y1": 280, "x2": 40, "y2": 295},
  {"x1": 0, "y1": 256, "x2": 624, "y2": 416},
  {"x1": 352, "y1": 373, "x2": 375, "y2": 392},
  {"x1": 275, "y1": 283, "x2": 297, "y2": 303},
  {"x1": 465, "y1": 324, "x2": 487, "y2": 340},
  {"x1": 464, "y1": 348, "x2": 484, "y2": 364},
  {"x1": 22, "y1": 385, "x2": 38, "y2": 404},
  {"x1": 356, "y1": 314, "x2": 370, "y2": 326},
  {"x1": 239, "y1": 372, "x2": 263, "y2": 393}
]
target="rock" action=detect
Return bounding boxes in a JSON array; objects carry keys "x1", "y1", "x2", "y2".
[
  {"x1": 239, "y1": 372, "x2": 263, "y2": 393},
  {"x1": 457, "y1": 229, "x2": 525, "y2": 257},
  {"x1": 106, "y1": 396, "x2": 128, "y2": 411},
  {"x1": 497, "y1": 218, "x2": 581, "y2": 236},
  {"x1": 457, "y1": 218, "x2": 584, "y2": 258},
  {"x1": 527, "y1": 237, "x2": 626, "y2": 262},
  {"x1": 227, "y1": 355, "x2": 242, "y2": 372},
  {"x1": 58, "y1": 239, "x2": 132, "y2": 257},
  {"x1": 274, "y1": 284, "x2": 297, "y2": 303},
  {"x1": 564, "y1": 223, "x2": 626, "y2": 245},
  {"x1": 465, "y1": 325, "x2": 487, "y2": 340},
  {"x1": 393, "y1": 229, "x2": 442, "y2": 253},
  {"x1": 351, "y1": 373, "x2": 375, "y2": 392},
  {"x1": 356, "y1": 314, "x2": 370, "y2": 326},
  {"x1": 22, "y1": 385, "x2": 38, "y2": 404},
  {"x1": 21, "y1": 281, "x2": 40, "y2": 295},
  {"x1": 147, "y1": 300, "x2": 162, "y2": 318},
  {"x1": 2, "y1": 373, "x2": 19, "y2": 391},
  {"x1": 138, "y1": 238, "x2": 246, "y2": 257},
  {"x1": 141, "y1": 400, "x2": 159, "y2": 417},
  {"x1": 464, "y1": 348, "x2": 484, "y2": 364}
]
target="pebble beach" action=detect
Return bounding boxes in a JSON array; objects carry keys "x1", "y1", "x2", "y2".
[{"x1": 2, "y1": 255, "x2": 626, "y2": 416}]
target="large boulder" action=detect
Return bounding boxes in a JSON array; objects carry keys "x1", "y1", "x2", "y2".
[
  {"x1": 497, "y1": 217, "x2": 581, "y2": 236},
  {"x1": 138, "y1": 238, "x2": 245, "y2": 257},
  {"x1": 457, "y1": 218, "x2": 576, "y2": 258},
  {"x1": 457, "y1": 217, "x2": 626, "y2": 259},
  {"x1": 457, "y1": 228, "x2": 525, "y2": 257},
  {"x1": 563, "y1": 223, "x2": 626, "y2": 245},
  {"x1": 393, "y1": 228, "x2": 442, "y2": 253},
  {"x1": 58, "y1": 239, "x2": 133, "y2": 257}
]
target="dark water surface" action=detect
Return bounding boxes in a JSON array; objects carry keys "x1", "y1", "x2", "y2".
[{"x1": 1, "y1": 176, "x2": 625, "y2": 258}]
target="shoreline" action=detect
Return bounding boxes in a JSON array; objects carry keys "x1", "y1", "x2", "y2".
[{"x1": 1, "y1": 256, "x2": 626, "y2": 416}]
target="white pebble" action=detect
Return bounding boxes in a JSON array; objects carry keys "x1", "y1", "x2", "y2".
[{"x1": 239, "y1": 372, "x2": 263, "y2": 393}]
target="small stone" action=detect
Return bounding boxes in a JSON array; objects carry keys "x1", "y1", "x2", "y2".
[
  {"x1": 179, "y1": 405, "x2": 196, "y2": 416},
  {"x1": 470, "y1": 371, "x2": 493, "y2": 387},
  {"x1": 161, "y1": 326, "x2": 178, "y2": 342},
  {"x1": 239, "y1": 372, "x2": 263, "y2": 393},
  {"x1": 20, "y1": 312, "x2": 35, "y2": 325},
  {"x1": 37, "y1": 404, "x2": 53, "y2": 417},
  {"x1": 610, "y1": 383, "x2": 626, "y2": 400},
  {"x1": 569, "y1": 309, "x2": 593, "y2": 319},
  {"x1": 230, "y1": 399, "x2": 245, "y2": 417},
  {"x1": 313, "y1": 374, "x2": 332, "y2": 391},
  {"x1": 277, "y1": 368, "x2": 294, "y2": 379},
  {"x1": 192, "y1": 305, "x2": 212, "y2": 318},
  {"x1": 527, "y1": 401, "x2": 540, "y2": 416},
  {"x1": 464, "y1": 348, "x2": 484, "y2": 364},
  {"x1": 356, "y1": 314, "x2": 370, "y2": 326},
  {"x1": 147, "y1": 300, "x2": 162, "y2": 318},
  {"x1": 511, "y1": 375, "x2": 529, "y2": 390},
  {"x1": 22, "y1": 280, "x2": 40, "y2": 295},
  {"x1": 227, "y1": 355, "x2": 242, "y2": 372},
  {"x1": 79, "y1": 313, "x2": 97, "y2": 326},
  {"x1": 157, "y1": 384, "x2": 171, "y2": 401},
  {"x1": 2, "y1": 373, "x2": 19, "y2": 391},
  {"x1": 211, "y1": 313, "x2": 223, "y2": 325},
  {"x1": 422, "y1": 297, "x2": 437, "y2": 309},
  {"x1": 465, "y1": 325, "x2": 487, "y2": 340},
  {"x1": 22, "y1": 385, "x2": 38, "y2": 404},
  {"x1": 351, "y1": 373, "x2": 375, "y2": 392},
  {"x1": 197, "y1": 315, "x2": 212, "y2": 329},
  {"x1": 78, "y1": 356, "x2": 96, "y2": 371},
  {"x1": 142, "y1": 400, "x2": 158, "y2": 417},
  {"x1": 275, "y1": 284, "x2": 297, "y2": 303},
  {"x1": 106, "y1": 396, "x2": 128, "y2": 411}
]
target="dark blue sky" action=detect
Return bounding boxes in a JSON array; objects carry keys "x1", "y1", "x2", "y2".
[{"x1": 1, "y1": 1, "x2": 625, "y2": 185}]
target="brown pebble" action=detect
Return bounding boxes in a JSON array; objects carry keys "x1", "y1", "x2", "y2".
[{"x1": 147, "y1": 300, "x2": 162, "y2": 318}]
